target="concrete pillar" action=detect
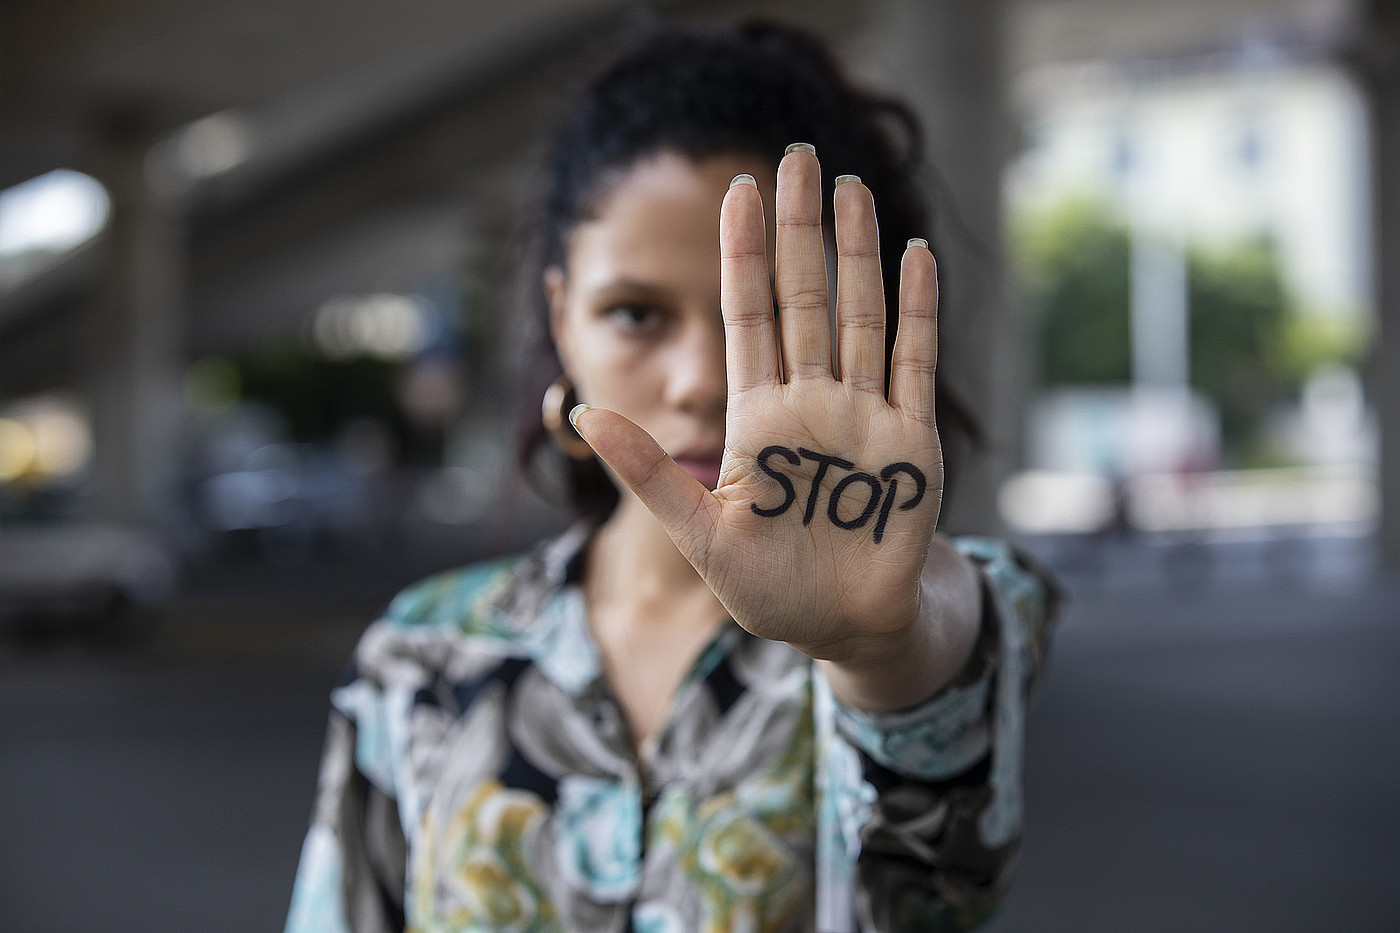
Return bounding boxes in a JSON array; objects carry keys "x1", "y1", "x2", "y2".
[
  {"x1": 83, "y1": 111, "x2": 187, "y2": 534},
  {"x1": 857, "y1": 0, "x2": 1013, "y2": 536},
  {"x1": 1356, "y1": 1, "x2": 1400, "y2": 572}
]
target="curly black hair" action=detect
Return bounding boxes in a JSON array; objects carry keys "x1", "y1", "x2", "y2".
[{"x1": 520, "y1": 19, "x2": 976, "y2": 519}]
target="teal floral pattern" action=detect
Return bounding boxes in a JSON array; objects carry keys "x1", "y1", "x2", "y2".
[
  {"x1": 285, "y1": 525, "x2": 1056, "y2": 932},
  {"x1": 554, "y1": 775, "x2": 642, "y2": 901}
]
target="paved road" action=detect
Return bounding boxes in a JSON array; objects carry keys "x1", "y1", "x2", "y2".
[
  {"x1": 986, "y1": 537, "x2": 1400, "y2": 932},
  {"x1": 1, "y1": 535, "x2": 1396, "y2": 932}
]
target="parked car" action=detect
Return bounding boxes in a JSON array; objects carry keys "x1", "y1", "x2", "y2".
[{"x1": 0, "y1": 522, "x2": 175, "y2": 644}]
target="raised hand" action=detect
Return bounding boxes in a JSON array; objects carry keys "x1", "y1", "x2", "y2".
[{"x1": 571, "y1": 145, "x2": 945, "y2": 665}]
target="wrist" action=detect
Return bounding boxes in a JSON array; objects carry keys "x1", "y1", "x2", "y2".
[
  {"x1": 814, "y1": 587, "x2": 941, "y2": 713},
  {"x1": 786, "y1": 591, "x2": 921, "y2": 668},
  {"x1": 816, "y1": 538, "x2": 982, "y2": 713}
]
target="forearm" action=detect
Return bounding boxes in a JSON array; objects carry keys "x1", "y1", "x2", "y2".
[{"x1": 815, "y1": 534, "x2": 983, "y2": 713}]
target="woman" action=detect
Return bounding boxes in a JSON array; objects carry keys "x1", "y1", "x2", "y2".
[{"x1": 287, "y1": 21, "x2": 1055, "y2": 933}]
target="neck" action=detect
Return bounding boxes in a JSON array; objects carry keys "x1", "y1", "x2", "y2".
[{"x1": 585, "y1": 495, "x2": 722, "y2": 630}]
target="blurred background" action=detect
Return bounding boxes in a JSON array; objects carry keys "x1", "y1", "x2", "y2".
[{"x1": 2, "y1": 0, "x2": 1398, "y2": 930}]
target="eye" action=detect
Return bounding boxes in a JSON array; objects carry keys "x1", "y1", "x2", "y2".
[{"x1": 603, "y1": 302, "x2": 665, "y2": 335}]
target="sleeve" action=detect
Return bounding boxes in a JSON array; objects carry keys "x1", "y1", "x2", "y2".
[
  {"x1": 814, "y1": 536, "x2": 1059, "y2": 933},
  {"x1": 285, "y1": 656, "x2": 412, "y2": 933}
]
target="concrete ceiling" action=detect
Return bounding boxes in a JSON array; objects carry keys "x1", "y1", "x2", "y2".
[
  {"x1": 1, "y1": 0, "x2": 671, "y2": 189},
  {"x1": 2, "y1": 0, "x2": 1360, "y2": 191},
  {"x1": 1012, "y1": 0, "x2": 1357, "y2": 73},
  {"x1": 0, "y1": 0, "x2": 1366, "y2": 385}
]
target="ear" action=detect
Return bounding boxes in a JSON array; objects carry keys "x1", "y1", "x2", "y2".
[{"x1": 544, "y1": 265, "x2": 573, "y2": 374}]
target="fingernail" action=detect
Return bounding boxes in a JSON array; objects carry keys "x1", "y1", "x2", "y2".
[
  {"x1": 568, "y1": 403, "x2": 591, "y2": 430},
  {"x1": 785, "y1": 142, "x2": 816, "y2": 155},
  {"x1": 906, "y1": 237, "x2": 929, "y2": 250},
  {"x1": 835, "y1": 174, "x2": 860, "y2": 187},
  {"x1": 730, "y1": 173, "x2": 757, "y2": 189}
]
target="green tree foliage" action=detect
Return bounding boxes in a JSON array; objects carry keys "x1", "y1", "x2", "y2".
[
  {"x1": 230, "y1": 341, "x2": 449, "y2": 464},
  {"x1": 1187, "y1": 241, "x2": 1289, "y2": 448},
  {"x1": 1014, "y1": 198, "x2": 1133, "y2": 385},
  {"x1": 1013, "y1": 197, "x2": 1301, "y2": 457},
  {"x1": 237, "y1": 341, "x2": 404, "y2": 445}
]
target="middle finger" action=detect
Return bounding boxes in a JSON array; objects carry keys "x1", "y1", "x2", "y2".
[
  {"x1": 774, "y1": 144, "x2": 832, "y2": 381},
  {"x1": 833, "y1": 175, "x2": 886, "y2": 395}
]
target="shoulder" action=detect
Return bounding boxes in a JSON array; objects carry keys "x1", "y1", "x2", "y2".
[
  {"x1": 379, "y1": 553, "x2": 530, "y2": 638},
  {"x1": 345, "y1": 521, "x2": 596, "y2": 688},
  {"x1": 377, "y1": 522, "x2": 591, "y2": 641},
  {"x1": 344, "y1": 549, "x2": 548, "y2": 692}
]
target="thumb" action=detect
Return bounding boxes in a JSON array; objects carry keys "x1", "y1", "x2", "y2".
[{"x1": 570, "y1": 404, "x2": 719, "y2": 554}]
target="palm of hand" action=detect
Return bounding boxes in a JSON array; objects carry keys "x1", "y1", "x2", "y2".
[
  {"x1": 573, "y1": 147, "x2": 943, "y2": 659},
  {"x1": 707, "y1": 382, "x2": 942, "y2": 653}
]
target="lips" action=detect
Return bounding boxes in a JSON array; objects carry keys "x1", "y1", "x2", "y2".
[{"x1": 673, "y1": 452, "x2": 724, "y2": 490}]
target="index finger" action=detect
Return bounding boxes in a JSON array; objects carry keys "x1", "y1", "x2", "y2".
[{"x1": 833, "y1": 176, "x2": 886, "y2": 395}]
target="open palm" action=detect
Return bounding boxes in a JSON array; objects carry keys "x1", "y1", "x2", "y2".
[{"x1": 572, "y1": 147, "x2": 944, "y2": 660}]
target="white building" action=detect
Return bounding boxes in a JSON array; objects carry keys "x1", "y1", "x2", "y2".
[
  {"x1": 1010, "y1": 55, "x2": 1371, "y2": 319},
  {"x1": 1001, "y1": 51, "x2": 1377, "y2": 533}
]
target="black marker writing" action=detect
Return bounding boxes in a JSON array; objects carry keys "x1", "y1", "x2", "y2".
[
  {"x1": 797, "y1": 448, "x2": 853, "y2": 525},
  {"x1": 828, "y1": 472, "x2": 882, "y2": 530},
  {"x1": 874, "y1": 462, "x2": 927, "y2": 543},
  {"x1": 749, "y1": 445, "x2": 928, "y2": 543},
  {"x1": 751, "y1": 445, "x2": 801, "y2": 517}
]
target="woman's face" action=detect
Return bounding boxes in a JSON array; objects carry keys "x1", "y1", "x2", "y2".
[{"x1": 548, "y1": 150, "x2": 777, "y2": 491}]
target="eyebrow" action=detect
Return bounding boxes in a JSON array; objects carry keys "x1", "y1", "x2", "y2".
[{"x1": 586, "y1": 279, "x2": 675, "y2": 302}]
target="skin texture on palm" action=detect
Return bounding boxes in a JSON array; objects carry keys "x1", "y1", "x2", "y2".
[{"x1": 570, "y1": 147, "x2": 981, "y2": 713}]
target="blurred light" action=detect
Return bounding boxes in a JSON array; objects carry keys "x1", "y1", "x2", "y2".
[
  {"x1": 1026, "y1": 387, "x2": 1219, "y2": 478},
  {"x1": 1128, "y1": 467, "x2": 1376, "y2": 532},
  {"x1": 29, "y1": 404, "x2": 92, "y2": 478},
  {"x1": 311, "y1": 293, "x2": 431, "y2": 361},
  {"x1": 0, "y1": 170, "x2": 110, "y2": 257},
  {"x1": 185, "y1": 356, "x2": 242, "y2": 416},
  {"x1": 167, "y1": 111, "x2": 252, "y2": 180},
  {"x1": 1302, "y1": 363, "x2": 1363, "y2": 421},
  {"x1": 1000, "y1": 470, "x2": 1117, "y2": 534},
  {"x1": 0, "y1": 397, "x2": 92, "y2": 482},
  {"x1": 0, "y1": 418, "x2": 37, "y2": 481}
]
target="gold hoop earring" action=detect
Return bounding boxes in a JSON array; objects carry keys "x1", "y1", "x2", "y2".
[{"x1": 542, "y1": 376, "x2": 594, "y2": 460}]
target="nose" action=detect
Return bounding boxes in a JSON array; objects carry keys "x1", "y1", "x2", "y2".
[{"x1": 665, "y1": 314, "x2": 727, "y2": 417}]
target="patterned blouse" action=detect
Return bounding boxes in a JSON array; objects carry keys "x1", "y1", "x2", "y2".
[{"x1": 285, "y1": 524, "x2": 1055, "y2": 933}]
